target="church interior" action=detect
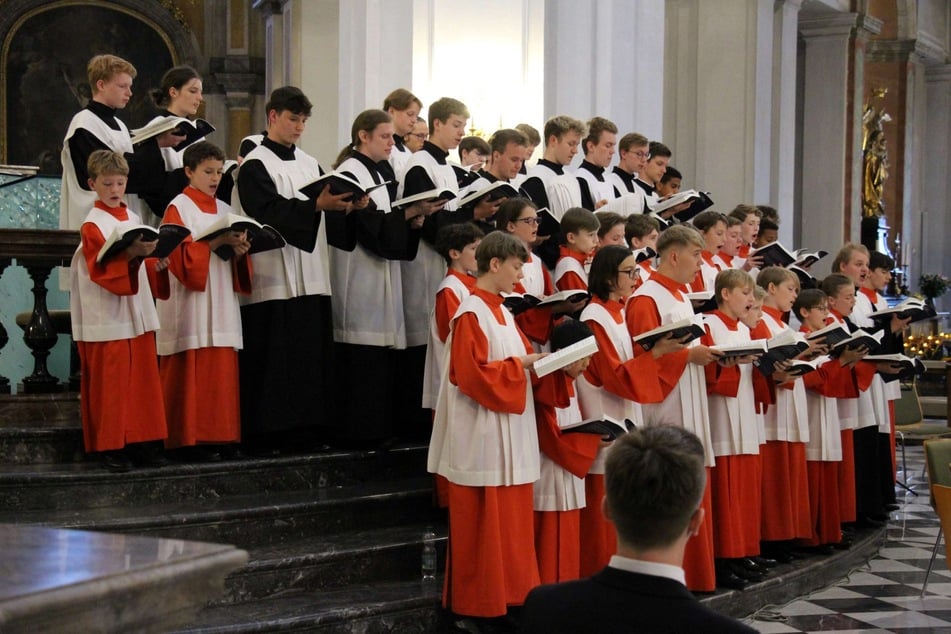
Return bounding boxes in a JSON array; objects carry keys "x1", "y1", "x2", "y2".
[{"x1": 0, "y1": 0, "x2": 949, "y2": 632}]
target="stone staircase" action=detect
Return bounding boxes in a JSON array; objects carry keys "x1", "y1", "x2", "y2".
[{"x1": 0, "y1": 394, "x2": 449, "y2": 632}]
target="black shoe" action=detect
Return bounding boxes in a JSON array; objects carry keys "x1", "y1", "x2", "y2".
[
  {"x1": 241, "y1": 444, "x2": 281, "y2": 457},
  {"x1": 729, "y1": 559, "x2": 766, "y2": 582},
  {"x1": 128, "y1": 442, "x2": 169, "y2": 468},
  {"x1": 854, "y1": 515, "x2": 886, "y2": 529},
  {"x1": 100, "y1": 450, "x2": 132, "y2": 473},
  {"x1": 736, "y1": 557, "x2": 770, "y2": 575},
  {"x1": 715, "y1": 568, "x2": 750, "y2": 590},
  {"x1": 751, "y1": 555, "x2": 778, "y2": 569},
  {"x1": 885, "y1": 503, "x2": 900, "y2": 511}
]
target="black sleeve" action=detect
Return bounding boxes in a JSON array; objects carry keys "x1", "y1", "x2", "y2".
[
  {"x1": 216, "y1": 165, "x2": 237, "y2": 205},
  {"x1": 401, "y1": 165, "x2": 437, "y2": 197},
  {"x1": 520, "y1": 176, "x2": 550, "y2": 210},
  {"x1": 577, "y1": 178, "x2": 595, "y2": 211},
  {"x1": 69, "y1": 128, "x2": 166, "y2": 195},
  {"x1": 236, "y1": 158, "x2": 321, "y2": 252},
  {"x1": 141, "y1": 167, "x2": 190, "y2": 218},
  {"x1": 238, "y1": 138, "x2": 260, "y2": 159},
  {"x1": 348, "y1": 207, "x2": 421, "y2": 260}
]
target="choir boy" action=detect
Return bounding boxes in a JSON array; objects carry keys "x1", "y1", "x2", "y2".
[
  {"x1": 701, "y1": 269, "x2": 769, "y2": 588},
  {"x1": 427, "y1": 231, "x2": 547, "y2": 626},
  {"x1": 520, "y1": 116, "x2": 586, "y2": 268},
  {"x1": 423, "y1": 222, "x2": 483, "y2": 508},
  {"x1": 532, "y1": 319, "x2": 602, "y2": 584},
  {"x1": 382, "y1": 88, "x2": 423, "y2": 183},
  {"x1": 514, "y1": 122, "x2": 542, "y2": 180},
  {"x1": 728, "y1": 204, "x2": 762, "y2": 261},
  {"x1": 691, "y1": 210, "x2": 728, "y2": 293},
  {"x1": 233, "y1": 86, "x2": 358, "y2": 454},
  {"x1": 481, "y1": 128, "x2": 529, "y2": 185},
  {"x1": 819, "y1": 272, "x2": 876, "y2": 527},
  {"x1": 753, "y1": 217, "x2": 779, "y2": 249},
  {"x1": 794, "y1": 289, "x2": 856, "y2": 550},
  {"x1": 554, "y1": 208, "x2": 600, "y2": 292},
  {"x1": 626, "y1": 225, "x2": 723, "y2": 591},
  {"x1": 70, "y1": 150, "x2": 170, "y2": 472},
  {"x1": 831, "y1": 246, "x2": 902, "y2": 525},
  {"x1": 61, "y1": 54, "x2": 177, "y2": 231},
  {"x1": 754, "y1": 268, "x2": 813, "y2": 560},
  {"x1": 576, "y1": 117, "x2": 619, "y2": 210},
  {"x1": 625, "y1": 214, "x2": 661, "y2": 289},
  {"x1": 157, "y1": 142, "x2": 251, "y2": 461},
  {"x1": 594, "y1": 211, "x2": 627, "y2": 248},
  {"x1": 607, "y1": 132, "x2": 650, "y2": 211},
  {"x1": 656, "y1": 166, "x2": 682, "y2": 199},
  {"x1": 634, "y1": 141, "x2": 672, "y2": 210}
]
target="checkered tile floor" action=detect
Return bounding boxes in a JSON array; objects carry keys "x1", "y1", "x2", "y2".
[{"x1": 745, "y1": 444, "x2": 951, "y2": 633}]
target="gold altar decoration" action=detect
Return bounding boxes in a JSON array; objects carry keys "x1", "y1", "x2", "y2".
[{"x1": 862, "y1": 87, "x2": 891, "y2": 219}]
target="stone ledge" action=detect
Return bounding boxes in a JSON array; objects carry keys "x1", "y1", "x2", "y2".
[{"x1": 0, "y1": 524, "x2": 247, "y2": 634}]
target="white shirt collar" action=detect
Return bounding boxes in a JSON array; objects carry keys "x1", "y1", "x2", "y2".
[{"x1": 608, "y1": 555, "x2": 686, "y2": 586}]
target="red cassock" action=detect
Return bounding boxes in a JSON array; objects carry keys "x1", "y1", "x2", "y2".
[
  {"x1": 751, "y1": 311, "x2": 811, "y2": 541},
  {"x1": 76, "y1": 211, "x2": 169, "y2": 452},
  {"x1": 553, "y1": 246, "x2": 589, "y2": 292},
  {"x1": 701, "y1": 316, "x2": 762, "y2": 559},
  {"x1": 158, "y1": 199, "x2": 252, "y2": 448},
  {"x1": 624, "y1": 277, "x2": 716, "y2": 592},
  {"x1": 532, "y1": 372, "x2": 600, "y2": 584},
  {"x1": 441, "y1": 290, "x2": 539, "y2": 617}
]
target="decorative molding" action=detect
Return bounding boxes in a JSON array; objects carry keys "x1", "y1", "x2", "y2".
[
  {"x1": 865, "y1": 39, "x2": 917, "y2": 62},
  {"x1": 799, "y1": 12, "x2": 859, "y2": 38},
  {"x1": 924, "y1": 64, "x2": 951, "y2": 82},
  {"x1": 915, "y1": 31, "x2": 948, "y2": 65},
  {"x1": 209, "y1": 56, "x2": 266, "y2": 96}
]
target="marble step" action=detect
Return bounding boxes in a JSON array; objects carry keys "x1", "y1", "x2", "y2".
[
  {"x1": 222, "y1": 523, "x2": 448, "y2": 604},
  {"x1": 2, "y1": 477, "x2": 440, "y2": 549},
  {"x1": 0, "y1": 422, "x2": 84, "y2": 465},
  {"x1": 0, "y1": 444, "x2": 430, "y2": 511},
  {"x1": 176, "y1": 579, "x2": 447, "y2": 633}
]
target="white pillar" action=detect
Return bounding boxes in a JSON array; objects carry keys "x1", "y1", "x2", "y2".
[
  {"x1": 544, "y1": 0, "x2": 665, "y2": 141},
  {"x1": 664, "y1": 0, "x2": 774, "y2": 211},
  {"x1": 798, "y1": 13, "x2": 871, "y2": 276},
  {"x1": 921, "y1": 64, "x2": 951, "y2": 304},
  {"x1": 771, "y1": 0, "x2": 802, "y2": 246}
]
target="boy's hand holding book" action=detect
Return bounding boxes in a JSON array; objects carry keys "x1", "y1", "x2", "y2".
[
  {"x1": 315, "y1": 185, "x2": 356, "y2": 212},
  {"x1": 520, "y1": 352, "x2": 550, "y2": 373},
  {"x1": 209, "y1": 229, "x2": 251, "y2": 258},
  {"x1": 688, "y1": 345, "x2": 722, "y2": 366},
  {"x1": 127, "y1": 234, "x2": 158, "y2": 258},
  {"x1": 650, "y1": 333, "x2": 691, "y2": 359},
  {"x1": 157, "y1": 129, "x2": 188, "y2": 148},
  {"x1": 838, "y1": 344, "x2": 869, "y2": 366}
]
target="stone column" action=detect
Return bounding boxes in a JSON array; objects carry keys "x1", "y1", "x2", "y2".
[
  {"x1": 771, "y1": 0, "x2": 802, "y2": 246},
  {"x1": 921, "y1": 64, "x2": 951, "y2": 291},
  {"x1": 211, "y1": 72, "x2": 260, "y2": 157},
  {"x1": 545, "y1": 0, "x2": 665, "y2": 140},
  {"x1": 664, "y1": 0, "x2": 775, "y2": 212},
  {"x1": 798, "y1": 12, "x2": 880, "y2": 275}
]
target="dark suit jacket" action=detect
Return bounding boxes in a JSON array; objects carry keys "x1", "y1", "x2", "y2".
[{"x1": 521, "y1": 566, "x2": 757, "y2": 634}]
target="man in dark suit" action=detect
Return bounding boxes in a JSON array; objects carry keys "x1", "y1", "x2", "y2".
[{"x1": 521, "y1": 426, "x2": 756, "y2": 634}]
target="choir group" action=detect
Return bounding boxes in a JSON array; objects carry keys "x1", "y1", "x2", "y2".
[{"x1": 60, "y1": 54, "x2": 911, "y2": 628}]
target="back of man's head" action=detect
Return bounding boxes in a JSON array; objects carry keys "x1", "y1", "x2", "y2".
[{"x1": 605, "y1": 427, "x2": 705, "y2": 550}]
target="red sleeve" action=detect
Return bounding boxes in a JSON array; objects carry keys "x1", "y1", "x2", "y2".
[
  {"x1": 701, "y1": 325, "x2": 739, "y2": 396},
  {"x1": 853, "y1": 361, "x2": 876, "y2": 391},
  {"x1": 582, "y1": 319, "x2": 662, "y2": 403},
  {"x1": 556, "y1": 270, "x2": 588, "y2": 292},
  {"x1": 626, "y1": 295, "x2": 689, "y2": 396},
  {"x1": 806, "y1": 358, "x2": 853, "y2": 397},
  {"x1": 163, "y1": 205, "x2": 211, "y2": 292},
  {"x1": 81, "y1": 222, "x2": 141, "y2": 296},
  {"x1": 232, "y1": 255, "x2": 253, "y2": 295},
  {"x1": 449, "y1": 311, "x2": 530, "y2": 414},
  {"x1": 533, "y1": 374, "x2": 600, "y2": 478},
  {"x1": 516, "y1": 305, "x2": 555, "y2": 344},
  {"x1": 145, "y1": 259, "x2": 170, "y2": 300},
  {"x1": 543, "y1": 266, "x2": 555, "y2": 296},
  {"x1": 434, "y1": 287, "x2": 461, "y2": 343}
]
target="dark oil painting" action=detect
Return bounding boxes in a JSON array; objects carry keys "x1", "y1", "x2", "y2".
[{"x1": 4, "y1": 4, "x2": 174, "y2": 174}]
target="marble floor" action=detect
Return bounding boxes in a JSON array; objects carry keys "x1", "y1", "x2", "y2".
[{"x1": 744, "y1": 444, "x2": 951, "y2": 633}]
